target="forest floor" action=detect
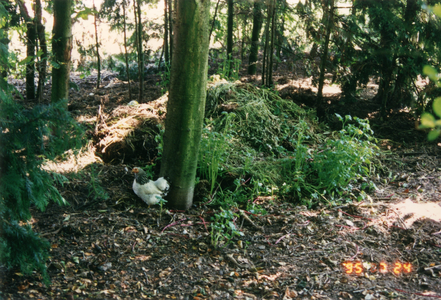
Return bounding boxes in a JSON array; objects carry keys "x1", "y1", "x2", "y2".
[{"x1": 1, "y1": 64, "x2": 441, "y2": 300}]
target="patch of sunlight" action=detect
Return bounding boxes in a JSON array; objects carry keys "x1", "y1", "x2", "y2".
[
  {"x1": 42, "y1": 141, "x2": 102, "y2": 174},
  {"x1": 76, "y1": 115, "x2": 97, "y2": 123},
  {"x1": 322, "y1": 85, "x2": 341, "y2": 96},
  {"x1": 388, "y1": 198, "x2": 441, "y2": 228}
]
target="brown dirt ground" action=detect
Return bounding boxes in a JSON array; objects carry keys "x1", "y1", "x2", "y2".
[{"x1": 1, "y1": 66, "x2": 441, "y2": 300}]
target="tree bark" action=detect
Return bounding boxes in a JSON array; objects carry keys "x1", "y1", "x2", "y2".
[
  {"x1": 248, "y1": 0, "x2": 263, "y2": 75},
  {"x1": 137, "y1": 0, "x2": 144, "y2": 102},
  {"x1": 226, "y1": 0, "x2": 234, "y2": 77},
  {"x1": 169, "y1": 0, "x2": 173, "y2": 64},
  {"x1": 160, "y1": 0, "x2": 210, "y2": 210},
  {"x1": 122, "y1": 0, "x2": 132, "y2": 100},
  {"x1": 26, "y1": 20, "x2": 36, "y2": 100},
  {"x1": 164, "y1": 0, "x2": 169, "y2": 64},
  {"x1": 17, "y1": 0, "x2": 35, "y2": 100},
  {"x1": 209, "y1": 0, "x2": 221, "y2": 42},
  {"x1": 35, "y1": 0, "x2": 47, "y2": 103},
  {"x1": 51, "y1": 0, "x2": 72, "y2": 105},
  {"x1": 267, "y1": 0, "x2": 276, "y2": 86},
  {"x1": 262, "y1": 1, "x2": 271, "y2": 85}
]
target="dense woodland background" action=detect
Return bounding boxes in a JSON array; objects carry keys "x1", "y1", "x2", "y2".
[{"x1": 1, "y1": 0, "x2": 441, "y2": 299}]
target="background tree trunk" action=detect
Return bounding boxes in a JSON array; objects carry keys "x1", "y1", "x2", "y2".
[
  {"x1": 168, "y1": 0, "x2": 173, "y2": 64},
  {"x1": 51, "y1": 0, "x2": 72, "y2": 105},
  {"x1": 122, "y1": 0, "x2": 132, "y2": 100},
  {"x1": 209, "y1": 0, "x2": 221, "y2": 42},
  {"x1": 248, "y1": 0, "x2": 263, "y2": 75},
  {"x1": 25, "y1": 20, "x2": 36, "y2": 100},
  {"x1": 262, "y1": 2, "x2": 271, "y2": 85},
  {"x1": 93, "y1": 2, "x2": 101, "y2": 89},
  {"x1": 136, "y1": 0, "x2": 143, "y2": 102},
  {"x1": 226, "y1": 0, "x2": 234, "y2": 77},
  {"x1": 35, "y1": 0, "x2": 47, "y2": 103},
  {"x1": 160, "y1": 0, "x2": 210, "y2": 210},
  {"x1": 164, "y1": 0, "x2": 169, "y2": 64},
  {"x1": 266, "y1": 0, "x2": 276, "y2": 86},
  {"x1": 17, "y1": 0, "x2": 35, "y2": 100}
]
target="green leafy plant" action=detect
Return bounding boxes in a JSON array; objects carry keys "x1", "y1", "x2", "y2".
[
  {"x1": 156, "y1": 61, "x2": 171, "y2": 93},
  {"x1": 217, "y1": 54, "x2": 241, "y2": 81},
  {"x1": 273, "y1": 114, "x2": 378, "y2": 207},
  {"x1": 420, "y1": 64, "x2": 441, "y2": 140},
  {"x1": 210, "y1": 207, "x2": 244, "y2": 248},
  {"x1": 87, "y1": 165, "x2": 109, "y2": 201},
  {"x1": 416, "y1": 4, "x2": 441, "y2": 140},
  {"x1": 140, "y1": 124, "x2": 164, "y2": 179},
  {"x1": 198, "y1": 112, "x2": 235, "y2": 194},
  {"x1": 310, "y1": 114, "x2": 378, "y2": 196}
]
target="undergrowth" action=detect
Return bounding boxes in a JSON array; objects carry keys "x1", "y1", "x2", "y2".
[
  {"x1": 148, "y1": 79, "x2": 379, "y2": 248},
  {"x1": 199, "y1": 79, "x2": 379, "y2": 247}
]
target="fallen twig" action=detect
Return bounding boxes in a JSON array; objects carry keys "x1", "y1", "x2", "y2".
[
  {"x1": 161, "y1": 217, "x2": 187, "y2": 234},
  {"x1": 239, "y1": 209, "x2": 263, "y2": 231}
]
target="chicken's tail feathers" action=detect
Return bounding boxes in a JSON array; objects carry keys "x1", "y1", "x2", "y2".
[{"x1": 155, "y1": 177, "x2": 170, "y2": 192}]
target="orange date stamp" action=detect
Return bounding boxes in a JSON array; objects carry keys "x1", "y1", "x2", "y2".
[{"x1": 342, "y1": 261, "x2": 413, "y2": 275}]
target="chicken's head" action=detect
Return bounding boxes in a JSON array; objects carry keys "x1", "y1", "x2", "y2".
[{"x1": 132, "y1": 167, "x2": 149, "y2": 185}]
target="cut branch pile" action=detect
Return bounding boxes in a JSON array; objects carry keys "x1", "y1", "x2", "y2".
[{"x1": 93, "y1": 93, "x2": 168, "y2": 164}]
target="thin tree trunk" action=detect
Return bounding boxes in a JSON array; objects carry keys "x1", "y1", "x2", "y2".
[
  {"x1": 262, "y1": 2, "x2": 271, "y2": 86},
  {"x1": 93, "y1": 2, "x2": 101, "y2": 89},
  {"x1": 0, "y1": 0, "x2": 12, "y2": 79},
  {"x1": 267, "y1": 0, "x2": 276, "y2": 87},
  {"x1": 169, "y1": 0, "x2": 173, "y2": 64},
  {"x1": 133, "y1": 0, "x2": 139, "y2": 81},
  {"x1": 275, "y1": 0, "x2": 286, "y2": 68},
  {"x1": 240, "y1": 14, "x2": 246, "y2": 61},
  {"x1": 122, "y1": 0, "x2": 132, "y2": 100},
  {"x1": 160, "y1": 0, "x2": 210, "y2": 210},
  {"x1": 248, "y1": 0, "x2": 263, "y2": 75},
  {"x1": 35, "y1": 0, "x2": 47, "y2": 103},
  {"x1": 227, "y1": 0, "x2": 234, "y2": 77},
  {"x1": 209, "y1": 0, "x2": 221, "y2": 42},
  {"x1": 17, "y1": 0, "x2": 35, "y2": 100},
  {"x1": 164, "y1": 0, "x2": 169, "y2": 64},
  {"x1": 0, "y1": 15, "x2": 9, "y2": 79},
  {"x1": 51, "y1": 0, "x2": 72, "y2": 105},
  {"x1": 26, "y1": 20, "x2": 36, "y2": 100},
  {"x1": 316, "y1": 0, "x2": 334, "y2": 120},
  {"x1": 137, "y1": 0, "x2": 144, "y2": 102}
]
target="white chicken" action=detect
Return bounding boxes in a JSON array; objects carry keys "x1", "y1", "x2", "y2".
[{"x1": 132, "y1": 167, "x2": 169, "y2": 206}]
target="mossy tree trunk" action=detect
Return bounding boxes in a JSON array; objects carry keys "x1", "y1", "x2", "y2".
[
  {"x1": 248, "y1": 0, "x2": 263, "y2": 75},
  {"x1": 51, "y1": 0, "x2": 72, "y2": 105},
  {"x1": 160, "y1": 0, "x2": 210, "y2": 210}
]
